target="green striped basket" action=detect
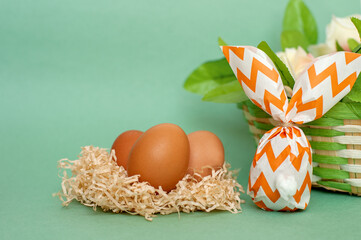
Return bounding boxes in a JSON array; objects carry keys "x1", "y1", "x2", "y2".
[{"x1": 239, "y1": 100, "x2": 361, "y2": 196}]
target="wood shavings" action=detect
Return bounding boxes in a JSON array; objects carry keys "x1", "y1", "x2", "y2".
[{"x1": 54, "y1": 146, "x2": 244, "y2": 221}]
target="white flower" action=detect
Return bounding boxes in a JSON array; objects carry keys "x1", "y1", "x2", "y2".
[
  {"x1": 326, "y1": 15, "x2": 361, "y2": 50},
  {"x1": 309, "y1": 15, "x2": 361, "y2": 56},
  {"x1": 277, "y1": 47, "x2": 314, "y2": 79},
  {"x1": 308, "y1": 43, "x2": 333, "y2": 57}
]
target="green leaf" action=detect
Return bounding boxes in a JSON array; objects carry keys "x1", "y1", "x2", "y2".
[
  {"x1": 202, "y1": 80, "x2": 248, "y2": 103},
  {"x1": 281, "y1": 30, "x2": 309, "y2": 51},
  {"x1": 257, "y1": 41, "x2": 295, "y2": 87},
  {"x1": 283, "y1": 0, "x2": 318, "y2": 45},
  {"x1": 348, "y1": 38, "x2": 359, "y2": 51},
  {"x1": 345, "y1": 102, "x2": 361, "y2": 118},
  {"x1": 184, "y1": 58, "x2": 237, "y2": 95},
  {"x1": 351, "y1": 17, "x2": 361, "y2": 40},
  {"x1": 335, "y1": 40, "x2": 344, "y2": 51},
  {"x1": 352, "y1": 43, "x2": 361, "y2": 53},
  {"x1": 218, "y1": 37, "x2": 227, "y2": 46},
  {"x1": 344, "y1": 72, "x2": 361, "y2": 103}
]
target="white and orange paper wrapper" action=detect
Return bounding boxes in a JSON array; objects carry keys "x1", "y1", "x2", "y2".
[{"x1": 221, "y1": 46, "x2": 361, "y2": 211}]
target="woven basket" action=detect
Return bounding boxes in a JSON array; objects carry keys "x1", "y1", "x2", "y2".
[{"x1": 239, "y1": 100, "x2": 361, "y2": 196}]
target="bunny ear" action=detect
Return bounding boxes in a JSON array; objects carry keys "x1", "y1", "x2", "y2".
[
  {"x1": 287, "y1": 52, "x2": 361, "y2": 124},
  {"x1": 221, "y1": 46, "x2": 288, "y2": 122}
]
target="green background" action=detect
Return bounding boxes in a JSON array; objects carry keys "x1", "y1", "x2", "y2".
[{"x1": 1, "y1": 0, "x2": 360, "y2": 239}]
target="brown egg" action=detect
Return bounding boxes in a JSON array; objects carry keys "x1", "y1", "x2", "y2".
[
  {"x1": 127, "y1": 123, "x2": 190, "y2": 192},
  {"x1": 187, "y1": 130, "x2": 225, "y2": 178},
  {"x1": 111, "y1": 130, "x2": 143, "y2": 170}
]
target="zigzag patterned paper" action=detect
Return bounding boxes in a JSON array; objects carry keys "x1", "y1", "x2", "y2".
[
  {"x1": 221, "y1": 46, "x2": 361, "y2": 211},
  {"x1": 248, "y1": 127, "x2": 312, "y2": 210},
  {"x1": 222, "y1": 46, "x2": 288, "y2": 122},
  {"x1": 287, "y1": 52, "x2": 361, "y2": 123}
]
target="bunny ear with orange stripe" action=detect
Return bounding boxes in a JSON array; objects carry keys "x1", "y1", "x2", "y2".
[
  {"x1": 221, "y1": 46, "x2": 288, "y2": 122},
  {"x1": 221, "y1": 46, "x2": 361, "y2": 124},
  {"x1": 286, "y1": 51, "x2": 361, "y2": 124}
]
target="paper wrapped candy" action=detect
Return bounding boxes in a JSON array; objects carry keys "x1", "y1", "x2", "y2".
[{"x1": 221, "y1": 46, "x2": 361, "y2": 211}]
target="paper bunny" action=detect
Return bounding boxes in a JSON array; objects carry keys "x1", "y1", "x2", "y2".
[{"x1": 221, "y1": 46, "x2": 361, "y2": 211}]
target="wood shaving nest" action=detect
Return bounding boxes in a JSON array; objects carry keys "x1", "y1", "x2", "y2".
[{"x1": 53, "y1": 146, "x2": 245, "y2": 221}]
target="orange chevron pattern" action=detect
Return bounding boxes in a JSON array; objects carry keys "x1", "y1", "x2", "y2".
[
  {"x1": 268, "y1": 127, "x2": 282, "y2": 139},
  {"x1": 345, "y1": 52, "x2": 361, "y2": 65},
  {"x1": 293, "y1": 127, "x2": 302, "y2": 137},
  {"x1": 279, "y1": 127, "x2": 301, "y2": 139},
  {"x1": 237, "y1": 58, "x2": 279, "y2": 92},
  {"x1": 293, "y1": 172, "x2": 312, "y2": 203},
  {"x1": 221, "y1": 46, "x2": 361, "y2": 211},
  {"x1": 308, "y1": 63, "x2": 357, "y2": 98},
  {"x1": 290, "y1": 142, "x2": 312, "y2": 171},
  {"x1": 250, "y1": 172, "x2": 281, "y2": 203},
  {"x1": 253, "y1": 128, "x2": 311, "y2": 171},
  {"x1": 264, "y1": 90, "x2": 287, "y2": 114},
  {"x1": 249, "y1": 127, "x2": 312, "y2": 210},
  {"x1": 253, "y1": 141, "x2": 291, "y2": 172},
  {"x1": 222, "y1": 46, "x2": 245, "y2": 62},
  {"x1": 287, "y1": 88, "x2": 323, "y2": 122}
]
